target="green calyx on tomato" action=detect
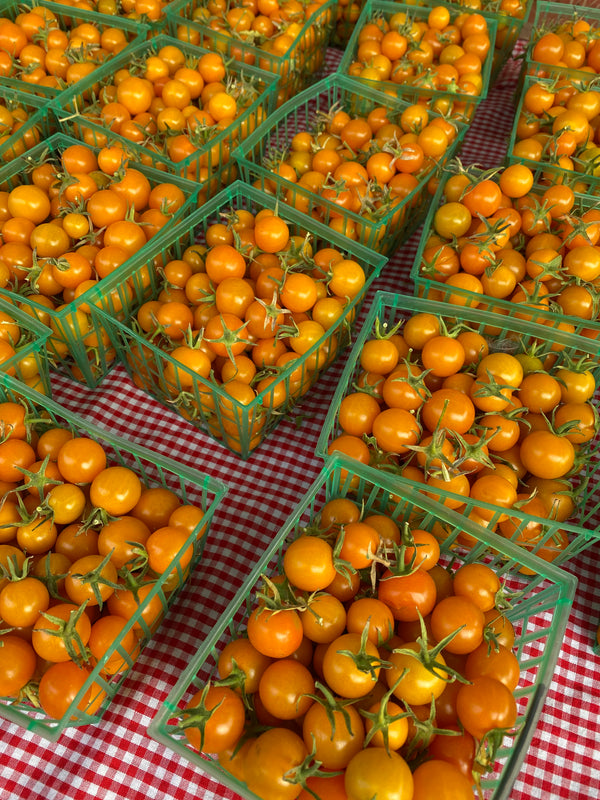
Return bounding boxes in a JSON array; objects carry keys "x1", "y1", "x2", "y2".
[{"x1": 391, "y1": 610, "x2": 470, "y2": 687}]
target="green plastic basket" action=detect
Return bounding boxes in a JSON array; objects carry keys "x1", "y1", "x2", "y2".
[
  {"x1": 64, "y1": 0, "x2": 170, "y2": 36},
  {"x1": 410, "y1": 164, "x2": 600, "y2": 342},
  {"x1": 407, "y1": 0, "x2": 529, "y2": 85},
  {"x1": 235, "y1": 73, "x2": 467, "y2": 256},
  {"x1": 0, "y1": 377, "x2": 228, "y2": 742},
  {"x1": 316, "y1": 291, "x2": 600, "y2": 567},
  {"x1": 148, "y1": 452, "x2": 576, "y2": 800},
  {"x1": 0, "y1": 296, "x2": 52, "y2": 395},
  {"x1": 0, "y1": 132, "x2": 199, "y2": 388},
  {"x1": 166, "y1": 0, "x2": 336, "y2": 105},
  {"x1": 0, "y1": 0, "x2": 146, "y2": 100},
  {"x1": 0, "y1": 88, "x2": 57, "y2": 165},
  {"x1": 523, "y1": 0, "x2": 600, "y2": 84},
  {"x1": 331, "y1": 0, "x2": 365, "y2": 47},
  {"x1": 336, "y1": 0, "x2": 497, "y2": 121},
  {"x1": 91, "y1": 180, "x2": 387, "y2": 459},
  {"x1": 506, "y1": 73, "x2": 600, "y2": 196},
  {"x1": 53, "y1": 33, "x2": 279, "y2": 185}
]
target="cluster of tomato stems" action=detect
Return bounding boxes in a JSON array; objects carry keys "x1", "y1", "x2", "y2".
[{"x1": 176, "y1": 520, "x2": 521, "y2": 799}]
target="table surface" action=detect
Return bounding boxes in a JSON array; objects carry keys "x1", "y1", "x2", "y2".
[{"x1": 2, "y1": 45, "x2": 600, "y2": 800}]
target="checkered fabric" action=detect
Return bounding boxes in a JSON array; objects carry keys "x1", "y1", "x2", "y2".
[{"x1": 2, "y1": 44, "x2": 599, "y2": 800}]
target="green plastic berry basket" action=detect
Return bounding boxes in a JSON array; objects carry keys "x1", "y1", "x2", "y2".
[
  {"x1": 235, "y1": 73, "x2": 467, "y2": 256},
  {"x1": 0, "y1": 88, "x2": 58, "y2": 165},
  {"x1": 52, "y1": 33, "x2": 279, "y2": 186},
  {"x1": 331, "y1": 0, "x2": 365, "y2": 47},
  {"x1": 91, "y1": 179, "x2": 386, "y2": 460},
  {"x1": 506, "y1": 73, "x2": 600, "y2": 196},
  {"x1": 523, "y1": 0, "x2": 600, "y2": 85},
  {"x1": 0, "y1": 376, "x2": 228, "y2": 742},
  {"x1": 147, "y1": 451, "x2": 576, "y2": 800},
  {"x1": 166, "y1": 0, "x2": 337, "y2": 106},
  {"x1": 0, "y1": 296, "x2": 52, "y2": 395},
  {"x1": 67, "y1": 0, "x2": 170, "y2": 36},
  {"x1": 410, "y1": 0, "x2": 529, "y2": 85},
  {"x1": 336, "y1": 0, "x2": 497, "y2": 122},
  {"x1": 0, "y1": 0, "x2": 147, "y2": 100},
  {"x1": 0, "y1": 132, "x2": 199, "y2": 388},
  {"x1": 410, "y1": 163, "x2": 600, "y2": 339},
  {"x1": 316, "y1": 290, "x2": 600, "y2": 568}
]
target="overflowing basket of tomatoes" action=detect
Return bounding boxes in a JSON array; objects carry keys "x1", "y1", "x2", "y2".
[
  {"x1": 523, "y1": 0, "x2": 600, "y2": 84},
  {"x1": 337, "y1": 0, "x2": 497, "y2": 122},
  {"x1": 235, "y1": 73, "x2": 467, "y2": 255},
  {"x1": 507, "y1": 73, "x2": 600, "y2": 195},
  {"x1": 52, "y1": 33, "x2": 279, "y2": 187},
  {"x1": 0, "y1": 296, "x2": 51, "y2": 395},
  {"x1": 317, "y1": 291, "x2": 600, "y2": 569},
  {"x1": 91, "y1": 179, "x2": 386, "y2": 458},
  {"x1": 0, "y1": 0, "x2": 146, "y2": 99},
  {"x1": 0, "y1": 132, "x2": 200, "y2": 387},
  {"x1": 148, "y1": 453, "x2": 576, "y2": 800},
  {"x1": 410, "y1": 160, "x2": 600, "y2": 338},
  {"x1": 165, "y1": 0, "x2": 337, "y2": 106},
  {"x1": 0, "y1": 377, "x2": 228, "y2": 741},
  {"x1": 333, "y1": 0, "x2": 528, "y2": 77}
]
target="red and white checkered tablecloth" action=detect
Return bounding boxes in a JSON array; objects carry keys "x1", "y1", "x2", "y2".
[{"x1": 2, "y1": 46, "x2": 600, "y2": 800}]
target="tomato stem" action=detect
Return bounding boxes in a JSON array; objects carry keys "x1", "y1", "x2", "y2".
[
  {"x1": 337, "y1": 623, "x2": 391, "y2": 679},
  {"x1": 360, "y1": 669, "x2": 411, "y2": 754}
]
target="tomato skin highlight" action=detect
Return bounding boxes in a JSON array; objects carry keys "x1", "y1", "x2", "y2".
[
  {"x1": 0, "y1": 634, "x2": 37, "y2": 696},
  {"x1": 247, "y1": 605, "x2": 304, "y2": 659},
  {"x1": 456, "y1": 675, "x2": 518, "y2": 740},
  {"x1": 411, "y1": 759, "x2": 474, "y2": 799},
  {"x1": 183, "y1": 685, "x2": 246, "y2": 754},
  {"x1": 245, "y1": 727, "x2": 308, "y2": 800},
  {"x1": 377, "y1": 568, "x2": 437, "y2": 621},
  {"x1": 344, "y1": 747, "x2": 413, "y2": 800}
]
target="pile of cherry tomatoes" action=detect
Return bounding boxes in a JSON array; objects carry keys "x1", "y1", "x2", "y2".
[
  {"x1": 324, "y1": 290, "x2": 598, "y2": 565},
  {"x1": 243, "y1": 94, "x2": 463, "y2": 252},
  {"x1": 175, "y1": 490, "x2": 522, "y2": 800},
  {"x1": 510, "y1": 76, "x2": 600, "y2": 191},
  {"x1": 414, "y1": 161, "x2": 600, "y2": 328},
  {"x1": 0, "y1": 137, "x2": 194, "y2": 383},
  {"x1": 342, "y1": 5, "x2": 493, "y2": 121},
  {"x1": 113, "y1": 195, "x2": 375, "y2": 456},
  {"x1": 0, "y1": 3, "x2": 138, "y2": 95},
  {"x1": 0, "y1": 396, "x2": 213, "y2": 722},
  {"x1": 527, "y1": 13, "x2": 600, "y2": 78},
  {"x1": 59, "y1": 39, "x2": 273, "y2": 183},
  {"x1": 171, "y1": 0, "x2": 336, "y2": 104}
]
